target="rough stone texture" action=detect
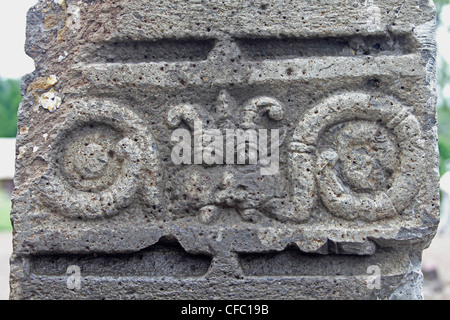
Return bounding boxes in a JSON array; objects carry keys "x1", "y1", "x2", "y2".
[{"x1": 10, "y1": 0, "x2": 439, "y2": 299}]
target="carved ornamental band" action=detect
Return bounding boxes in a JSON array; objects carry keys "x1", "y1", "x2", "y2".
[{"x1": 11, "y1": 0, "x2": 439, "y2": 300}]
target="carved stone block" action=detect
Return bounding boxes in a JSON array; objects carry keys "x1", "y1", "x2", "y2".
[{"x1": 11, "y1": 0, "x2": 439, "y2": 299}]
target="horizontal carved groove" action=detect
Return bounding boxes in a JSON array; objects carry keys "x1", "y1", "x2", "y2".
[
  {"x1": 236, "y1": 34, "x2": 416, "y2": 60},
  {"x1": 239, "y1": 247, "x2": 408, "y2": 277},
  {"x1": 29, "y1": 239, "x2": 212, "y2": 278},
  {"x1": 88, "y1": 39, "x2": 216, "y2": 63}
]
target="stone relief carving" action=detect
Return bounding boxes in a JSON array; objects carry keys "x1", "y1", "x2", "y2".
[
  {"x1": 38, "y1": 92, "x2": 424, "y2": 225},
  {"x1": 316, "y1": 121, "x2": 398, "y2": 221},
  {"x1": 166, "y1": 91, "x2": 286, "y2": 224},
  {"x1": 39, "y1": 100, "x2": 164, "y2": 219},
  {"x1": 290, "y1": 92, "x2": 425, "y2": 221},
  {"x1": 164, "y1": 91, "x2": 425, "y2": 224},
  {"x1": 11, "y1": 0, "x2": 438, "y2": 300}
]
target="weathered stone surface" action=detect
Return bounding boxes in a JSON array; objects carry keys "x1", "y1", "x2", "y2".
[{"x1": 11, "y1": 0, "x2": 439, "y2": 299}]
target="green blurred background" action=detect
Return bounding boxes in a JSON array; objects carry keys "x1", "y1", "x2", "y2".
[
  {"x1": 0, "y1": 78, "x2": 19, "y2": 231},
  {"x1": 436, "y1": 0, "x2": 450, "y2": 177},
  {"x1": 0, "y1": 0, "x2": 450, "y2": 232}
]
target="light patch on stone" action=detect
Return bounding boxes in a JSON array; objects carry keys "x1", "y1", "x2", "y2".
[
  {"x1": 58, "y1": 51, "x2": 69, "y2": 62},
  {"x1": 66, "y1": 4, "x2": 81, "y2": 31},
  {"x1": 46, "y1": 75, "x2": 58, "y2": 86},
  {"x1": 257, "y1": 227, "x2": 293, "y2": 247},
  {"x1": 19, "y1": 127, "x2": 29, "y2": 135},
  {"x1": 216, "y1": 230, "x2": 223, "y2": 242},
  {"x1": 39, "y1": 88, "x2": 62, "y2": 112},
  {"x1": 17, "y1": 146, "x2": 26, "y2": 159}
]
